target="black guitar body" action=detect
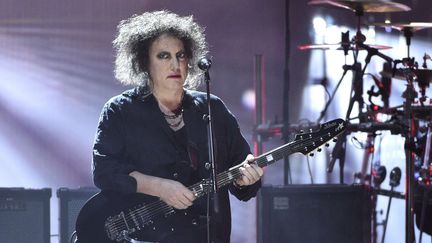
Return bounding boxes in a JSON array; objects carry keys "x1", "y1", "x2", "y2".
[{"x1": 76, "y1": 191, "x2": 204, "y2": 243}]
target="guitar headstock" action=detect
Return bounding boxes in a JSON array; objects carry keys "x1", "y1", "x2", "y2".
[{"x1": 292, "y1": 118, "x2": 346, "y2": 155}]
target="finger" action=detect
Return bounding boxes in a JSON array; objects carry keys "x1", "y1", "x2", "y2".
[
  {"x1": 246, "y1": 154, "x2": 255, "y2": 163},
  {"x1": 238, "y1": 175, "x2": 251, "y2": 186},
  {"x1": 250, "y1": 163, "x2": 264, "y2": 176},
  {"x1": 174, "y1": 202, "x2": 187, "y2": 210},
  {"x1": 175, "y1": 198, "x2": 190, "y2": 209},
  {"x1": 178, "y1": 194, "x2": 194, "y2": 207},
  {"x1": 241, "y1": 165, "x2": 254, "y2": 181},
  {"x1": 183, "y1": 189, "x2": 196, "y2": 202},
  {"x1": 240, "y1": 154, "x2": 255, "y2": 166},
  {"x1": 250, "y1": 164, "x2": 264, "y2": 180},
  {"x1": 244, "y1": 165, "x2": 260, "y2": 179}
]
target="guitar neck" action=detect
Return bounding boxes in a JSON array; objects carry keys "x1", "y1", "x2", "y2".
[{"x1": 188, "y1": 141, "x2": 295, "y2": 198}]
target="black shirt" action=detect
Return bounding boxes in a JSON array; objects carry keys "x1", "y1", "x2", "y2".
[{"x1": 92, "y1": 87, "x2": 261, "y2": 243}]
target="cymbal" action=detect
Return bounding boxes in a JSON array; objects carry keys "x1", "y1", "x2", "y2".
[
  {"x1": 298, "y1": 43, "x2": 392, "y2": 51},
  {"x1": 372, "y1": 22, "x2": 432, "y2": 32},
  {"x1": 308, "y1": 0, "x2": 411, "y2": 13}
]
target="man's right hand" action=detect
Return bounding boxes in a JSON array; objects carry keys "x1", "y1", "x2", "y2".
[
  {"x1": 130, "y1": 171, "x2": 196, "y2": 209},
  {"x1": 157, "y1": 178, "x2": 196, "y2": 209}
]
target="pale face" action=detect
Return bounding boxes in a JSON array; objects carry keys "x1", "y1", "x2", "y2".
[{"x1": 148, "y1": 34, "x2": 189, "y2": 93}]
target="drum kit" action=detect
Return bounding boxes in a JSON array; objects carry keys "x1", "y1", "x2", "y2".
[{"x1": 300, "y1": 1, "x2": 432, "y2": 243}]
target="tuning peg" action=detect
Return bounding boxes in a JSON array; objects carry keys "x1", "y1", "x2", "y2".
[
  {"x1": 333, "y1": 138, "x2": 338, "y2": 142},
  {"x1": 325, "y1": 143, "x2": 330, "y2": 147},
  {"x1": 300, "y1": 130, "x2": 304, "y2": 133},
  {"x1": 317, "y1": 148, "x2": 322, "y2": 152},
  {"x1": 309, "y1": 153, "x2": 314, "y2": 157}
]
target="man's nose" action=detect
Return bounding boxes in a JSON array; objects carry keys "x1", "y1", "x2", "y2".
[{"x1": 170, "y1": 57, "x2": 180, "y2": 70}]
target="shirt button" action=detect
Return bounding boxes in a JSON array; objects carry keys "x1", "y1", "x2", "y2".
[{"x1": 173, "y1": 172, "x2": 179, "y2": 178}]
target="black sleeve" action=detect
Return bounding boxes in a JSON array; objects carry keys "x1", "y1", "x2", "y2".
[
  {"x1": 214, "y1": 98, "x2": 261, "y2": 201},
  {"x1": 92, "y1": 100, "x2": 137, "y2": 194}
]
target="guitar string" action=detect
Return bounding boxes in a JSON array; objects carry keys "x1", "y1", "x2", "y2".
[
  {"x1": 106, "y1": 134, "x2": 337, "y2": 233},
  {"x1": 107, "y1": 136, "x2": 330, "y2": 232},
  {"x1": 107, "y1": 185, "x2": 209, "y2": 233},
  {"x1": 107, "y1": 164, "x2": 245, "y2": 230},
  {"x1": 108, "y1": 125, "x2": 343, "y2": 232},
  {"x1": 107, "y1": 136, "x2": 329, "y2": 232},
  {"x1": 204, "y1": 134, "x2": 336, "y2": 190},
  {"x1": 108, "y1": 141, "x2": 293, "y2": 230},
  {"x1": 115, "y1": 149, "x2": 282, "y2": 229},
  {"x1": 111, "y1": 149, "x2": 290, "y2": 231},
  {"x1": 107, "y1": 182, "x2": 208, "y2": 231}
]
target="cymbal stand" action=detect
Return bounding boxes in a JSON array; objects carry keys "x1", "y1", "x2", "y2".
[
  {"x1": 394, "y1": 58, "x2": 418, "y2": 243},
  {"x1": 327, "y1": 10, "x2": 368, "y2": 182},
  {"x1": 403, "y1": 27, "x2": 413, "y2": 58},
  {"x1": 394, "y1": 46, "x2": 422, "y2": 242},
  {"x1": 325, "y1": 42, "x2": 360, "y2": 183}
]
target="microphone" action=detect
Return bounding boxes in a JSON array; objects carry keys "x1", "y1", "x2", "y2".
[{"x1": 198, "y1": 57, "x2": 212, "y2": 71}]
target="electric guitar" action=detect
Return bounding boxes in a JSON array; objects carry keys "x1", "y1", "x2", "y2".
[{"x1": 75, "y1": 118, "x2": 346, "y2": 243}]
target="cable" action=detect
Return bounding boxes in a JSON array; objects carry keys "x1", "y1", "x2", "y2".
[{"x1": 306, "y1": 156, "x2": 314, "y2": 184}]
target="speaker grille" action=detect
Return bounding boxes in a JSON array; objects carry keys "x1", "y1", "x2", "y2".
[
  {"x1": 57, "y1": 187, "x2": 99, "y2": 243},
  {"x1": 0, "y1": 188, "x2": 51, "y2": 243},
  {"x1": 258, "y1": 184, "x2": 371, "y2": 243}
]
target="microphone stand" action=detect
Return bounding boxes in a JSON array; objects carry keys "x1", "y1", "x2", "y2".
[
  {"x1": 200, "y1": 60, "x2": 218, "y2": 243},
  {"x1": 381, "y1": 167, "x2": 402, "y2": 243}
]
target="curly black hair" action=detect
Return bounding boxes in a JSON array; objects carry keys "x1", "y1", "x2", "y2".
[{"x1": 113, "y1": 10, "x2": 208, "y2": 89}]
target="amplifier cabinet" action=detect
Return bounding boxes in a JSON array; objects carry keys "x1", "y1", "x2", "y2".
[
  {"x1": 258, "y1": 184, "x2": 371, "y2": 243},
  {"x1": 57, "y1": 187, "x2": 99, "y2": 243},
  {"x1": 0, "y1": 188, "x2": 51, "y2": 243}
]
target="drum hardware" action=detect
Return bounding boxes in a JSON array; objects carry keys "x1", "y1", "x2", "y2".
[
  {"x1": 367, "y1": 64, "x2": 392, "y2": 109},
  {"x1": 346, "y1": 121, "x2": 403, "y2": 134},
  {"x1": 308, "y1": 0, "x2": 405, "y2": 184},
  {"x1": 372, "y1": 22, "x2": 432, "y2": 59},
  {"x1": 374, "y1": 187, "x2": 405, "y2": 199},
  {"x1": 306, "y1": 1, "x2": 429, "y2": 241},
  {"x1": 355, "y1": 132, "x2": 377, "y2": 184},
  {"x1": 422, "y1": 53, "x2": 431, "y2": 69},
  {"x1": 396, "y1": 58, "x2": 418, "y2": 242}
]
